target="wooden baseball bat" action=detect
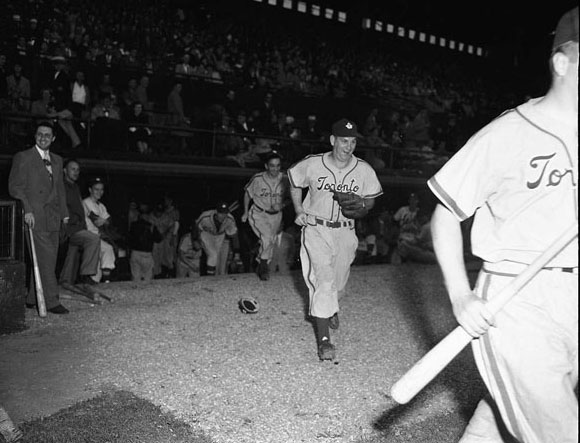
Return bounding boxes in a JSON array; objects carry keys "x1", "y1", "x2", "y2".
[
  {"x1": 228, "y1": 201, "x2": 240, "y2": 212},
  {"x1": 390, "y1": 222, "x2": 578, "y2": 405},
  {"x1": 28, "y1": 225, "x2": 47, "y2": 318}
]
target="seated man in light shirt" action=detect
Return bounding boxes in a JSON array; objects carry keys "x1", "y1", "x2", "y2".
[{"x1": 82, "y1": 177, "x2": 117, "y2": 282}]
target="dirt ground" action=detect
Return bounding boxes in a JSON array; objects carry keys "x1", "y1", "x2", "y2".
[{"x1": 0, "y1": 264, "x2": 485, "y2": 443}]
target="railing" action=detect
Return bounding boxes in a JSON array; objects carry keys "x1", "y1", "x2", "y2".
[
  {"x1": 0, "y1": 111, "x2": 450, "y2": 177},
  {"x1": 0, "y1": 200, "x2": 24, "y2": 262}
]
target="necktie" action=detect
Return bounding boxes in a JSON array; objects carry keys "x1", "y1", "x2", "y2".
[{"x1": 43, "y1": 154, "x2": 53, "y2": 179}]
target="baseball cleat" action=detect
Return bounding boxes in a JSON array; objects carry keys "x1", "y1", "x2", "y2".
[
  {"x1": 257, "y1": 260, "x2": 270, "y2": 281},
  {"x1": 329, "y1": 313, "x2": 339, "y2": 330},
  {"x1": 318, "y1": 341, "x2": 336, "y2": 361}
]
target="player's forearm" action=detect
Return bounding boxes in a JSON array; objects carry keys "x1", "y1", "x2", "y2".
[
  {"x1": 430, "y1": 204, "x2": 471, "y2": 300},
  {"x1": 290, "y1": 187, "x2": 304, "y2": 214},
  {"x1": 243, "y1": 192, "x2": 250, "y2": 213},
  {"x1": 363, "y1": 197, "x2": 375, "y2": 211}
]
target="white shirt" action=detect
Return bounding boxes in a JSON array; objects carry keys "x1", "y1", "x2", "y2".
[
  {"x1": 72, "y1": 82, "x2": 87, "y2": 104},
  {"x1": 82, "y1": 197, "x2": 110, "y2": 236}
]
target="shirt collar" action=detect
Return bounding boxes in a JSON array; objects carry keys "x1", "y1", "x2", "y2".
[{"x1": 35, "y1": 145, "x2": 50, "y2": 160}]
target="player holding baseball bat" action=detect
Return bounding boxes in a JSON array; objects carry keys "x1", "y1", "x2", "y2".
[
  {"x1": 390, "y1": 223, "x2": 577, "y2": 404},
  {"x1": 392, "y1": 8, "x2": 578, "y2": 443}
]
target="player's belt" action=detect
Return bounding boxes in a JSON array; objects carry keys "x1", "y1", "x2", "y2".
[
  {"x1": 253, "y1": 204, "x2": 280, "y2": 215},
  {"x1": 543, "y1": 266, "x2": 578, "y2": 274},
  {"x1": 315, "y1": 218, "x2": 354, "y2": 229}
]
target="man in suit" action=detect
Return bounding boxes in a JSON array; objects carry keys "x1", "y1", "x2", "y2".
[{"x1": 9, "y1": 121, "x2": 70, "y2": 314}]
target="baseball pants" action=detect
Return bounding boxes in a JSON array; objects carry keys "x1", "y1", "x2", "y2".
[
  {"x1": 248, "y1": 206, "x2": 282, "y2": 262},
  {"x1": 200, "y1": 232, "x2": 229, "y2": 275},
  {"x1": 130, "y1": 250, "x2": 154, "y2": 282},
  {"x1": 461, "y1": 265, "x2": 578, "y2": 443},
  {"x1": 176, "y1": 256, "x2": 200, "y2": 278},
  {"x1": 299, "y1": 219, "x2": 357, "y2": 318}
]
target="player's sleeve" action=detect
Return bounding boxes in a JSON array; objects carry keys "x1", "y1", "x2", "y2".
[
  {"x1": 82, "y1": 199, "x2": 98, "y2": 232},
  {"x1": 101, "y1": 204, "x2": 111, "y2": 220},
  {"x1": 287, "y1": 158, "x2": 309, "y2": 188},
  {"x1": 224, "y1": 216, "x2": 238, "y2": 236},
  {"x1": 393, "y1": 207, "x2": 404, "y2": 222},
  {"x1": 427, "y1": 126, "x2": 506, "y2": 222},
  {"x1": 361, "y1": 164, "x2": 383, "y2": 198},
  {"x1": 196, "y1": 213, "x2": 207, "y2": 232},
  {"x1": 244, "y1": 174, "x2": 258, "y2": 197}
]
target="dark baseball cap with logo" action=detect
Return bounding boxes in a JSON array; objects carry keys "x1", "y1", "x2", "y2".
[
  {"x1": 331, "y1": 118, "x2": 362, "y2": 137},
  {"x1": 216, "y1": 201, "x2": 229, "y2": 213},
  {"x1": 552, "y1": 6, "x2": 579, "y2": 50}
]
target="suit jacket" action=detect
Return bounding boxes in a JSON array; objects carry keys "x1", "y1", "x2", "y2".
[{"x1": 8, "y1": 147, "x2": 68, "y2": 232}]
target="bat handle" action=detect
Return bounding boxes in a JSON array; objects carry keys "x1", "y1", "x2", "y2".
[{"x1": 390, "y1": 326, "x2": 472, "y2": 404}]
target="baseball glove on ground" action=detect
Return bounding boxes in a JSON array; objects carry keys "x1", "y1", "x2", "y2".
[
  {"x1": 332, "y1": 191, "x2": 368, "y2": 219},
  {"x1": 239, "y1": 297, "x2": 259, "y2": 314}
]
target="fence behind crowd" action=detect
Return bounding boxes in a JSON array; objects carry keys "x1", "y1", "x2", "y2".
[{"x1": 0, "y1": 111, "x2": 449, "y2": 178}]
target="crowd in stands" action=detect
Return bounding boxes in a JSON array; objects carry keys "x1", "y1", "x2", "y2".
[{"x1": 1, "y1": 0, "x2": 535, "y2": 171}]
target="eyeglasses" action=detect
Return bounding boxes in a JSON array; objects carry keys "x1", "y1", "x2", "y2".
[{"x1": 36, "y1": 133, "x2": 53, "y2": 139}]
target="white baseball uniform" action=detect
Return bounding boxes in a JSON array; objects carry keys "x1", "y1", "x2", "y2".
[
  {"x1": 245, "y1": 171, "x2": 289, "y2": 262},
  {"x1": 429, "y1": 98, "x2": 578, "y2": 443},
  {"x1": 83, "y1": 197, "x2": 116, "y2": 273},
  {"x1": 196, "y1": 209, "x2": 237, "y2": 272},
  {"x1": 288, "y1": 152, "x2": 383, "y2": 318}
]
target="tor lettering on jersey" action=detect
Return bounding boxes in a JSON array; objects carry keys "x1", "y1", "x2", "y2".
[
  {"x1": 316, "y1": 176, "x2": 360, "y2": 193},
  {"x1": 527, "y1": 153, "x2": 577, "y2": 189}
]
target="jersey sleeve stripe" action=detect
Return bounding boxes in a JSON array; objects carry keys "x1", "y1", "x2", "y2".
[
  {"x1": 287, "y1": 170, "x2": 298, "y2": 188},
  {"x1": 244, "y1": 173, "x2": 260, "y2": 190},
  {"x1": 364, "y1": 190, "x2": 383, "y2": 199},
  {"x1": 428, "y1": 177, "x2": 468, "y2": 221}
]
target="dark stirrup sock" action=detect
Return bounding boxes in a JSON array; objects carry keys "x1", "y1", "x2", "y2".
[{"x1": 313, "y1": 316, "x2": 330, "y2": 344}]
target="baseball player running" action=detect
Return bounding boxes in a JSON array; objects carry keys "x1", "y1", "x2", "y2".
[
  {"x1": 428, "y1": 7, "x2": 578, "y2": 442},
  {"x1": 241, "y1": 151, "x2": 290, "y2": 281},
  {"x1": 288, "y1": 118, "x2": 383, "y2": 361},
  {"x1": 196, "y1": 202, "x2": 239, "y2": 276}
]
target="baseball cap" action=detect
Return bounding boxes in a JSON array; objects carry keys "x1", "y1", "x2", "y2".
[
  {"x1": 265, "y1": 150, "x2": 282, "y2": 163},
  {"x1": 552, "y1": 6, "x2": 579, "y2": 50},
  {"x1": 331, "y1": 118, "x2": 362, "y2": 137},
  {"x1": 216, "y1": 201, "x2": 229, "y2": 213},
  {"x1": 89, "y1": 177, "x2": 104, "y2": 187}
]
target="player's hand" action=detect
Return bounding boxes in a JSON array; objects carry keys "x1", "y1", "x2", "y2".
[
  {"x1": 94, "y1": 217, "x2": 107, "y2": 227},
  {"x1": 451, "y1": 291, "x2": 496, "y2": 338},
  {"x1": 294, "y1": 211, "x2": 308, "y2": 226},
  {"x1": 241, "y1": 212, "x2": 248, "y2": 223},
  {"x1": 24, "y1": 212, "x2": 35, "y2": 229}
]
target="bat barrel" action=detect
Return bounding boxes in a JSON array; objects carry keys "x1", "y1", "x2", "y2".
[
  {"x1": 28, "y1": 226, "x2": 47, "y2": 318},
  {"x1": 390, "y1": 327, "x2": 472, "y2": 404}
]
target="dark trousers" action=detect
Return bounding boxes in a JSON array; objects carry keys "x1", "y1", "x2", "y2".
[{"x1": 59, "y1": 230, "x2": 100, "y2": 284}]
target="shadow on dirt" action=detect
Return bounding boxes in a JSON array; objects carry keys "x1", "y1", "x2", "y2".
[{"x1": 19, "y1": 390, "x2": 214, "y2": 443}]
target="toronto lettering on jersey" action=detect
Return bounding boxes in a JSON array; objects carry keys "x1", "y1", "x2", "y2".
[
  {"x1": 258, "y1": 189, "x2": 282, "y2": 198},
  {"x1": 316, "y1": 176, "x2": 360, "y2": 192},
  {"x1": 527, "y1": 153, "x2": 577, "y2": 189}
]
